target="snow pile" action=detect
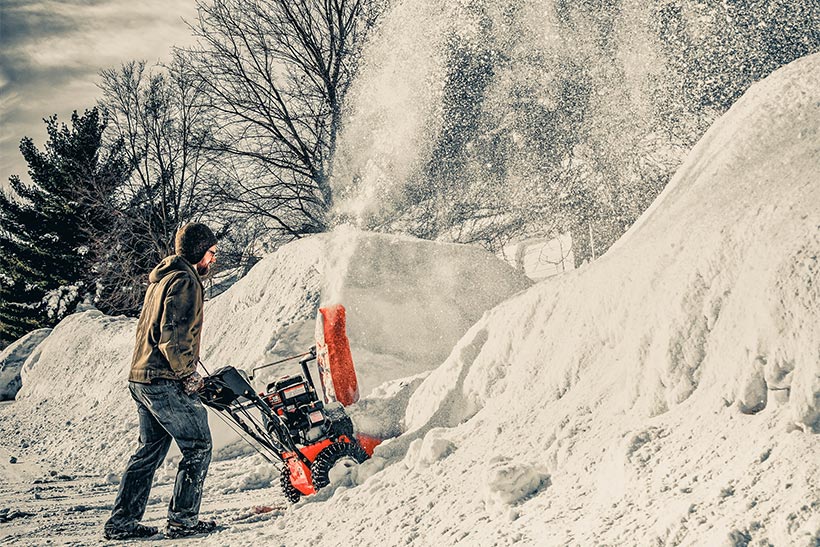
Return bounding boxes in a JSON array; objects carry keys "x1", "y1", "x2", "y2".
[
  {"x1": 204, "y1": 227, "x2": 531, "y2": 396},
  {"x1": 0, "y1": 230, "x2": 528, "y2": 473},
  {"x1": 0, "y1": 329, "x2": 51, "y2": 400},
  {"x1": 239, "y1": 54, "x2": 819, "y2": 546},
  {"x1": 8, "y1": 311, "x2": 142, "y2": 473}
]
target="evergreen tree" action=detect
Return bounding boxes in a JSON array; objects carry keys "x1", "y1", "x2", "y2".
[{"x1": 0, "y1": 108, "x2": 130, "y2": 348}]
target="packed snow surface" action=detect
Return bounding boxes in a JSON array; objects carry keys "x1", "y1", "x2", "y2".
[{"x1": 1, "y1": 54, "x2": 818, "y2": 546}]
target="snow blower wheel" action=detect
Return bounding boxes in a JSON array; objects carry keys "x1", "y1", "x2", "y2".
[
  {"x1": 310, "y1": 441, "x2": 369, "y2": 489},
  {"x1": 280, "y1": 467, "x2": 302, "y2": 503}
]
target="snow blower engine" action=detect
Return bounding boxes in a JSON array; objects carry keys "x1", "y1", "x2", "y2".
[{"x1": 198, "y1": 305, "x2": 380, "y2": 502}]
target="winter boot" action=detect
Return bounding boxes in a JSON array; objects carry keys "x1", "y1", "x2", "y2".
[
  {"x1": 103, "y1": 523, "x2": 159, "y2": 540},
  {"x1": 165, "y1": 519, "x2": 218, "y2": 539}
]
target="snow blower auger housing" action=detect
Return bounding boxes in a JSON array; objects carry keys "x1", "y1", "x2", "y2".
[{"x1": 198, "y1": 305, "x2": 379, "y2": 503}]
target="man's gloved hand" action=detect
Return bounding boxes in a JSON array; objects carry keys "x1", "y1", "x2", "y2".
[{"x1": 182, "y1": 370, "x2": 204, "y2": 395}]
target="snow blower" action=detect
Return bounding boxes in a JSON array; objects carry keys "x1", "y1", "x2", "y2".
[{"x1": 198, "y1": 304, "x2": 380, "y2": 502}]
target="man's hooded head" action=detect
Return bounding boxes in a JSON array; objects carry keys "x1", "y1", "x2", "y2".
[{"x1": 175, "y1": 223, "x2": 217, "y2": 266}]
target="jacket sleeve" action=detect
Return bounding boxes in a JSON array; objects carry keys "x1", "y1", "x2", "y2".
[{"x1": 157, "y1": 275, "x2": 201, "y2": 378}]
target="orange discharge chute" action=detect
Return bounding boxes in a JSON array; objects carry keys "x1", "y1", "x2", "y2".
[{"x1": 315, "y1": 304, "x2": 360, "y2": 406}]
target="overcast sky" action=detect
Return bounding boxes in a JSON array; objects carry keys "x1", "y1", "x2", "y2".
[{"x1": 0, "y1": 0, "x2": 198, "y2": 192}]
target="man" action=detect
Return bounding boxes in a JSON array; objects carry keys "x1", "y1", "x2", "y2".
[{"x1": 104, "y1": 223, "x2": 219, "y2": 540}]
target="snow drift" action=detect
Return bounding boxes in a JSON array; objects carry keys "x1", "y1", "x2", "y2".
[
  {"x1": 0, "y1": 231, "x2": 529, "y2": 473},
  {"x1": 203, "y1": 226, "x2": 531, "y2": 395},
  {"x1": 244, "y1": 54, "x2": 820, "y2": 546}
]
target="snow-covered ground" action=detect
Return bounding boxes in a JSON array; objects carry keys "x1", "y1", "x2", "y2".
[{"x1": 1, "y1": 53, "x2": 818, "y2": 546}]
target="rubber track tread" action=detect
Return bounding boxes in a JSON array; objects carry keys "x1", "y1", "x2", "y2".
[
  {"x1": 310, "y1": 441, "x2": 368, "y2": 490},
  {"x1": 280, "y1": 466, "x2": 301, "y2": 503}
]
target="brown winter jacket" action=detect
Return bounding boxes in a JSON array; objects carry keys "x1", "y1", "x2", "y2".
[{"x1": 129, "y1": 255, "x2": 204, "y2": 383}]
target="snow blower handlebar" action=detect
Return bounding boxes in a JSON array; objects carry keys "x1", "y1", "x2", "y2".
[
  {"x1": 198, "y1": 365, "x2": 314, "y2": 469},
  {"x1": 249, "y1": 346, "x2": 316, "y2": 380}
]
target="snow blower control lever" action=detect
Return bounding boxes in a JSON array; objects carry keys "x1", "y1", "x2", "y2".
[
  {"x1": 249, "y1": 347, "x2": 317, "y2": 381},
  {"x1": 198, "y1": 304, "x2": 380, "y2": 502}
]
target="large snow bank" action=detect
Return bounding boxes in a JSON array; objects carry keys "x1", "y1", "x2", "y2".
[
  {"x1": 245, "y1": 55, "x2": 820, "y2": 546},
  {"x1": 0, "y1": 329, "x2": 51, "y2": 400},
  {"x1": 204, "y1": 227, "x2": 531, "y2": 395},
  {"x1": 0, "y1": 231, "x2": 528, "y2": 473}
]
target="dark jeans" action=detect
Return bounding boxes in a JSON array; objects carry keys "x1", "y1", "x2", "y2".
[{"x1": 105, "y1": 379, "x2": 212, "y2": 530}]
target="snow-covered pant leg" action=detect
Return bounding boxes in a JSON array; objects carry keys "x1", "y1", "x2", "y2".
[
  {"x1": 166, "y1": 398, "x2": 212, "y2": 527},
  {"x1": 129, "y1": 380, "x2": 213, "y2": 527},
  {"x1": 168, "y1": 435, "x2": 212, "y2": 527},
  {"x1": 105, "y1": 382, "x2": 173, "y2": 531}
]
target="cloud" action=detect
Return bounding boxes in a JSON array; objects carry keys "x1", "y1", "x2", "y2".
[{"x1": 0, "y1": 0, "x2": 198, "y2": 189}]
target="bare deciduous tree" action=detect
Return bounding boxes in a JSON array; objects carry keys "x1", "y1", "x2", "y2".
[
  {"x1": 95, "y1": 60, "x2": 221, "y2": 314},
  {"x1": 178, "y1": 0, "x2": 380, "y2": 239}
]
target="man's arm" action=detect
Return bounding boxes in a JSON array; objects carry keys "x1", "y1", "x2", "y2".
[{"x1": 157, "y1": 276, "x2": 201, "y2": 378}]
